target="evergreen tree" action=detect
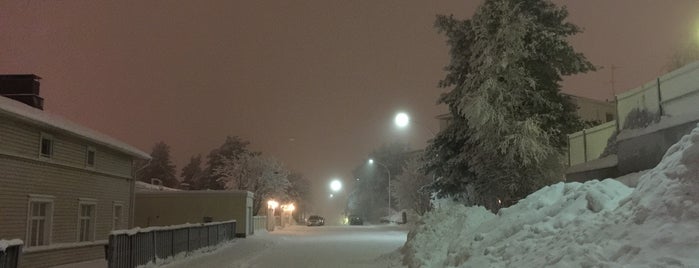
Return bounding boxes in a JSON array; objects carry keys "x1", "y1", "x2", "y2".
[
  {"x1": 137, "y1": 141, "x2": 178, "y2": 188},
  {"x1": 180, "y1": 154, "x2": 204, "y2": 190},
  {"x1": 426, "y1": 0, "x2": 594, "y2": 210}
]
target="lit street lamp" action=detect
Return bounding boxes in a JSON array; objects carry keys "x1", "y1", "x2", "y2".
[
  {"x1": 394, "y1": 112, "x2": 410, "y2": 128},
  {"x1": 368, "y1": 158, "x2": 392, "y2": 218},
  {"x1": 393, "y1": 112, "x2": 436, "y2": 136},
  {"x1": 330, "y1": 179, "x2": 342, "y2": 192}
]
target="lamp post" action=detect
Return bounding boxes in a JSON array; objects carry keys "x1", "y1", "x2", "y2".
[
  {"x1": 394, "y1": 112, "x2": 436, "y2": 136},
  {"x1": 368, "y1": 158, "x2": 392, "y2": 218},
  {"x1": 267, "y1": 200, "x2": 279, "y2": 231}
]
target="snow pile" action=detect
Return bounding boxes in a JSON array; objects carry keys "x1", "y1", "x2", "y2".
[{"x1": 402, "y1": 124, "x2": 699, "y2": 267}]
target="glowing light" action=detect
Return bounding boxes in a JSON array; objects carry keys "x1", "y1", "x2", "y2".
[
  {"x1": 267, "y1": 200, "x2": 279, "y2": 209},
  {"x1": 330, "y1": 179, "x2": 342, "y2": 192},
  {"x1": 330, "y1": 194, "x2": 334, "y2": 198},
  {"x1": 368, "y1": 159, "x2": 374, "y2": 164},
  {"x1": 281, "y1": 203, "x2": 295, "y2": 212},
  {"x1": 394, "y1": 112, "x2": 410, "y2": 128}
]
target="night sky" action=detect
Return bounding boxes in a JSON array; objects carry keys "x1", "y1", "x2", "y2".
[{"x1": 2, "y1": 1, "x2": 699, "y2": 214}]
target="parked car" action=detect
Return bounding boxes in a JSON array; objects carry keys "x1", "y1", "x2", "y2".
[
  {"x1": 349, "y1": 215, "x2": 363, "y2": 225},
  {"x1": 307, "y1": 215, "x2": 325, "y2": 226}
]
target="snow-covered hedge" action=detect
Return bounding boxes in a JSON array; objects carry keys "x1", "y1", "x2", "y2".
[{"x1": 402, "y1": 123, "x2": 699, "y2": 267}]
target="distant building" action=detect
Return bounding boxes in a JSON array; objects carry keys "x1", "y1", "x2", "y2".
[
  {"x1": 134, "y1": 190, "x2": 254, "y2": 237},
  {"x1": 566, "y1": 94, "x2": 616, "y2": 124},
  {"x1": 0, "y1": 74, "x2": 150, "y2": 267}
]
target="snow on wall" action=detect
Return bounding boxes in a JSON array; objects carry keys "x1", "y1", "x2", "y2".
[
  {"x1": 111, "y1": 220, "x2": 236, "y2": 236},
  {"x1": 402, "y1": 123, "x2": 699, "y2": 267}
]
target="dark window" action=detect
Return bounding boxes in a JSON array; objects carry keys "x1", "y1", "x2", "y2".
[
  {"x1": 40, "y1": 135, "x2": 53, "y2": 158},
  {"x1": 86, "y1": 148, "x2": 95, "y2": 167}
]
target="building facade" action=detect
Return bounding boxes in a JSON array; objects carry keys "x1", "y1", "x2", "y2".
[{"x1": 0, "y1": 75, "x2": 149, "y2": 267}]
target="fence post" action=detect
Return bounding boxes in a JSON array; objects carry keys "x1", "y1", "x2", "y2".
[
  {"x1": 170, "y1": 230, "x2": 175, "y2": 258},
  {"x1": 152, "y1": 231, "x2": 157, "y2": 263},
  {"x1": 582, "y1": 129, "x2": 588, "y2": 162},
  {"x1": 656, "y1": 77, "x2": 664, "y2": 116},
  {"x1": 614, "y1": 95, "x2": 620, "y2": 131},
  {"x1": 567, "y1": 135, "x2": 572, "y2": 166},
  {"x1": 187, "y1": 227, "x2": 190, "y2": 254}
]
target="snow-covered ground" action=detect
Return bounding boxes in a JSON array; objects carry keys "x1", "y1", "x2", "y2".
[
  {"x1": 153, "y1": 224, "x2": 407, "y2": 268},
  {"x1": 402, "y1": 124, "x2": 699, "y2": 267}
]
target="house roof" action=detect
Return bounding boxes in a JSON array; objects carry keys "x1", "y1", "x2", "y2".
[
  {"x1": 135, "y1": 181, "x2": 180, "y2": 192},
  {"x1": 0, "y1": 96, "x2": 150, "y2": 159}
]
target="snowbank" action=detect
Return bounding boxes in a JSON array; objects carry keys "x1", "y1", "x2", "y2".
[{"x1": 402, "y1": 124, "x2": 699, "y2": 267}]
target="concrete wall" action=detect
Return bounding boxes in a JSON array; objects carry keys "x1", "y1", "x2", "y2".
[
  {"x1": 617, "y1": 120, "x2": 699, "y2": 174},
  {"x1": 134, "y1": 191, "x2": 254, "y2": 237}
]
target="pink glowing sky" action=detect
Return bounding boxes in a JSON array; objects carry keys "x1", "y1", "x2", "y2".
[{"x1": 2, "y1": 1, "x2": 698, "y2": 210}]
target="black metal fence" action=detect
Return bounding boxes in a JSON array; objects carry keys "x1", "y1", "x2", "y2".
[
  {"x1": 0, "y1": 241, "x2": 22, "y2": 268},
  {"x1": 106, "y1": 220, "x2": 236, "y2": 268}
]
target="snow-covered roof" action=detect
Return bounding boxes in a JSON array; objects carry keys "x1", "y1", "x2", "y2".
[
  {"x1": 135, "y1": 181, "x2": 181, "y2": 192},
  {"x1": 0, "y1": 96, "x2": 150, "y2": 159}
]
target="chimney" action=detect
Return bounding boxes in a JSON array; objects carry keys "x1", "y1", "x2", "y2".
[{"x1": 0, "y1": 74, "x2": 44, "y2": 110}]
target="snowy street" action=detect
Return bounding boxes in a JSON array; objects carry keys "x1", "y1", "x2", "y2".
[{"x1": 159, "y1": 224, "x2": 407, "y2": 268}]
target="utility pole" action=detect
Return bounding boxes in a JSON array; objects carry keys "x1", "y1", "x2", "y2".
[{"x1": 610, "y1": 64, "x2": 620, "y2": 97}]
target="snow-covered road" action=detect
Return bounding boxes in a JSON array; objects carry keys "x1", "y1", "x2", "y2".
[{"x1": 159, "y1": 224, "x2": 408, "y2": 268}]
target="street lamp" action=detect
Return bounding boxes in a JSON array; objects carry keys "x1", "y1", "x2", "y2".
[
  {"x1": 394, "y1": 112, "x2": 410, "y2": 128},
  {"x1": 330, "y1": 179, "x2": 342, "y2": 192},
  {"x1": 368, "y1": 158, "x2": 392, "y2": 218},
  {"x1": 393, "y1": 112, "x2": 436, "y2": 136}
]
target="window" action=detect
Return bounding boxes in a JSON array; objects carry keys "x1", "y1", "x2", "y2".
[
  {"x1": 86, "y1": 146, "x2": 96, "y2": 167},
  {"x1": 77, "y1": 199, "x2": 97, "y2": 242},
  {"x1": 27, "y1": 195, "x2": 54, "y2": 247},
  {"x1": 113, "y1": 203, "x2": 123, "y2": 230},
  {"x1": 39, "y1": 133, "x2": 53, "y2": 158}
]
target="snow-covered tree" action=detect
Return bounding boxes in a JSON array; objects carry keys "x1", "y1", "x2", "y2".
[
  {"x1": 180, "y1": 154, "x2": 204, "y2": 190},
  {"x1": 425, "y1": 0, "x2": 594, "y2": 210},
  {"x1": 348, "y1": 143, "x2": 411, "y2": 222},
  {"x1": 214, "y1": 154, "x2": 290, "y2": 215},
  {"x1": 202, "y1": 136, "x2": 255, "y2": 190},
  {"x1": 286, "y1": 172, "x2": 312, "y2": 221},
  {"x1": 137, "y1": 141, "x2": 178, "y2": 188},
  {"x1": 391, "y1": 158, "x2": 432, "y2": 215}
]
